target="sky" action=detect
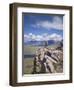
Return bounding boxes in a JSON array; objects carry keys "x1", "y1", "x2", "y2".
[{"x1": 23, "y1": 13, "x2": 63, "y2": 42}]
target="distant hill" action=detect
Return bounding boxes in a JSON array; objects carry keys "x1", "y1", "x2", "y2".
[{"x1": 24, "y1": 40, "x2": 63, "y2": 46}]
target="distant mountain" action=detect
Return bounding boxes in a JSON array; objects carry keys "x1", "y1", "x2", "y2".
[
  {"x1": 24, "y1": 40, "x2": 63, "y2": 46},
  {"x1": 24, "y1": 40, "x2": 44, "y2": 46},
  {"x1": 48, "y1": 40, "x2": 55, "y2": 45}
]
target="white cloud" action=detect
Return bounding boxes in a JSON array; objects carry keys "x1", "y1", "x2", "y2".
[
  {"x1": 24, "y1": 33, "x2": 62, "y2": 42},
  {"x1": 24, "y1": 33, "x2": 36, "y2": 41},
  {"x1": 49, "y1": 33, "x2": 62, "y2": 41},
  {"x1": 32, "y1": 16, "x2": 63, "y2": 30}
]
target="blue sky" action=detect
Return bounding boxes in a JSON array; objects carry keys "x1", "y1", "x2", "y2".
[{"x1": 23, "y1": 13, "x2": 63, "y2": 42}]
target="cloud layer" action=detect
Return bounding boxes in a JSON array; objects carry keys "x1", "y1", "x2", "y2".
[
  {"x1": 32, "y1": 16, "x2": 63, "y2": 30},
  {"x1": 24, "y1": 33, "x2": 62, "y2": 42}
]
